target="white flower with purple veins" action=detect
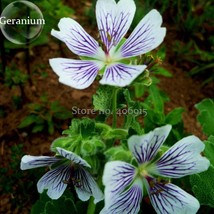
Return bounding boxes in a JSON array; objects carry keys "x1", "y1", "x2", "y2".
[
  {"x1": 49, "y1": 0, "x2": 166, "y2": 89},
  {"x1": 101, "y1": 125, "x2": 210, "y2": 214},
  {"x1": 20, "y1": 147, "x2": 103, "y2": 203}
]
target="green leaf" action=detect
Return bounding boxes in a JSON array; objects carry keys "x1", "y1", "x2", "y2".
[
  {"x1": 62, "y1": 119, "x2": 80, "y2": 136},
  {"x1": 44, "y1": 195, "x2": 77, "y2": 214},
  {"x1": 204, "y1": 135, "x2": 214, "y2": 165},
  {"x1": 54, "y1": 111, "x2": 72, "y2": 120},
  {"x1": 133, "y1": 74, "x2": 152, "y2": 98},
  {"x1": 148, "y1": 85, "x2": 165, "y2": 113},
  {"x1": 154, "y1": 67, "x2": 172, "y2": 77},
  {"x1": 54, "y1": 119, "x2": 97, "y2": 153},
  {"x1": 143, "y1": 108, "x2": 165, "y2": 131},
  {"x1": 156, "y1": 45, "x2": 166, "y2": 60},
  {"x1": 48, "y1": 121, "x2": 54, "y2": 135},
  {"x1": 123, "y1": 89, "x2": 145, "y2": 134},
  {"x1": 51, "y1": 102, "x2": 72, "y2": 120},
  {"x1": 31, "y1": 191, "x2": 77, "y2": 214},
  {"x1": 81, "y1": 137, "x2": 98, "y2": 156},
  {"x1": 140, "y1": 76, "x2": 152, "y2": 86},
  {"x1": 165, "y1": 107, "x2": 184, "y2": 125},
  {"x1": 105, "y1": 146, "x2": 132, "y2": 162},
  {"x1": 134, "y1": 82, "x2": 146, "y2": 98},
  {"x1": 80, "y1": 118, "x2": 96, "y2": 138},
  {"x1": 95, "y1": 122, "x2": 129, "y2": 140},
  {"x1": 195, "y1": 99, "x2": 214, "y2": 136},
  {"x1": 103, "y1": 128, "x2": 129, "y2": 140},
  {"x1": 128, "y1": 120, "x2": 145, "y2": 135},
  {"x1": 50, "y1": 101, "x2": 61, "y2": 112},
  {"x1": 28, "y1": 103, "x2": 43, "y2": 112},
  {"x1": 31, "y1": 192, "x2": 50, "y2": 214},
  {"x1": 83, "y1": 156, "x2": 101, "y2": 174},
  {"x1": 93, "y1": 85, "x2": 114, "y2": 113},
  {"x1": 32, "y1": 124, "x2": 45, "y2": 133},
  {"x1": 133, "y1": 70, "x2": 152, "y2": 92},
  {"x1": 190, "y1": 165, "x2": 214, "y2": 207},
  {"x1": 18, "y1": 115, "x2": 38, "y2": 128},
  {"x1": 51, "y1": 136, "x2": 79, "y2": 153},
  {"x1": 81, "y1": 142, "x2": 94, "y2": 156},
  {"x1": 142, "y1": 84, "x2": 170, "y2": 132},
  {"x1": 63, "y1": 118, "x2": 95, "y2": 139},
  {"x1": 4, "y1": 67, "x2": 28, "y2": 87}
]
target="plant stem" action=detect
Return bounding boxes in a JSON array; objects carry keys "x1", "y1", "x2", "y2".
[
  {"x1": 87, "y1": 197, "x2": 96, "y2": 214},
  {"x1": 112, "y1": 87, "x2": 119, "y2": 128}
]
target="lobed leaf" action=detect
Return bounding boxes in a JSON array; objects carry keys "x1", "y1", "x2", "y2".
[
  {"x1": 195, "y1": 99, "x2": 214, "y2": 136},
  {"x1": 190, "y1": 136, "x2": 214, "y2": 207},
  {"x1": 93, "y1": 85, "x2": 114, "y2": 113},
  {"x1": 204, "y1": 135, "x2": 214, "y2": 166},
  {"x1": 165, "y1": 107, "x2": 184, "y2": 125},
  {"x1": 18, "y1": 115, "x2": 38, "y2": 128},
  {"x1": 31, "y1": 191, "x2": 77, "y2": 214},
  {"x1": 190, "y1": 165, "x2": 214, "y2": 208}
]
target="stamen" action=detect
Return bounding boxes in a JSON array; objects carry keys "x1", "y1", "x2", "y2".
[{"x1": 148, "y1": 177, "x2": 170, "y2": 195}]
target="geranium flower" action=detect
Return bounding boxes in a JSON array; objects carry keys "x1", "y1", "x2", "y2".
[
  {"x1": 20, "y1": 147, "x2": 103, "y2": 203},
  {"x1": 49, "y1": 0, "x2": 166, "y2": 89},
  {"x1": 101, "y1": 125, "x2": 210, "y2": 214}
]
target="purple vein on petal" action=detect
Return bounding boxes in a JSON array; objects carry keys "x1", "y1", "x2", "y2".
[
  {"x1": 98, "y1": 11, "x2": 131, "y2": 52},
  {"x1": 110, "y1": 164, "x2": 136, "y2": 194},
  {"x1": 122, "y1": 23, "x2": 154, "y2": 56},
  {"x1": 146, "y1": 181, "x2": 200, "y2": 214},
  {"x1": 20, "y1": 155, "x2": 60, "y2": 170},
  {"x1": 74, "y1": 166, "x2": 103, "y2": 203},
  {"x1": 96, "y1": 0, "x2": 136, "y2": 53},
  {"x1": 119, "y1": 9, "x2": 166, "y2": 58},
  {"x1": 100, "y1": 63, "x2": 146, "y2": 87},
  {"x1": 51, "y1": 18, "x2": 105, "y2": 59},
  {"x1": 128, "y1": 125, "x2": 171, "y2": 164},
  {"x1": 108, "y1": 183, "x2": 142, "y2": 214},
  {"x1": 56, "y1": 148, "x2": 90, "y2": 168},
  {"x1": 49, "y1": 58, "x2": 104, "y2": 89},
  {"x1": 102, "y1": 161, "x2": 137, "y2": 201},
  {"x1": 37, "y1": 164, "x2": 71, "y2": 199},
  {"x1": 155, "y1": 136, "x2": 210, "y2": 178}
]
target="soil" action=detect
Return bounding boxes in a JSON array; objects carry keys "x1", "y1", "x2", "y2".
[{"x1": 0, "y1": 1, "x2": 213, "y2": 213}]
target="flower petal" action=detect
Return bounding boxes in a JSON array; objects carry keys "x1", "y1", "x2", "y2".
[
  {"x1": 146, "y1": 181, "x2": 200, "y2": 214},
  {"x1": 101, "y1": 178, "x2": 143, "y2": 214},
  {"x1": 49, "y1": 58, "x2": 104, "y2": 89},
  {"x1": 102, "y1": 161, "x2": 137, "y2": 204},
  {"x1": 119, "y1": 9, "x2": 166, "y2": 58},
  {"x1": 56, "y1": 147, "x2": 91, "y2": 168},
  {"x1": 96, "y1": 0, "x2": 136, "y2": 52},
  {"x1": 100, "y1": 64, "x2": 146, "y2": 87},
  {"x1": 73, "y1": 167, "x2": 103, "y2": 203},
  {"x1": 20, "y1": 155, "x2": 60, "y2": 170},
  {"x1": 37, "y1": 164, "x2": 71, "y2": 199},
  {"x1": 51, "y1": 18, "x2": 105, "y2": 59},
  {"x1": 155, "y1": 136, "x2": 210, "y2": 178},
  {"x1": 128, "y1": 125, "x2": 172, "y2": 164}
]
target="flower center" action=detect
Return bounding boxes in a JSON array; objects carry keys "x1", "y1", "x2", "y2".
[
  {"x1": 138, "y1": 164, "x2": 150, "y2": 178},
  {"x1": 105, "y1": 54, "x2": 113, "y2": 65},
  {"x1": 138, "y1": 162, "x2": 158, "y2": 179}
]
